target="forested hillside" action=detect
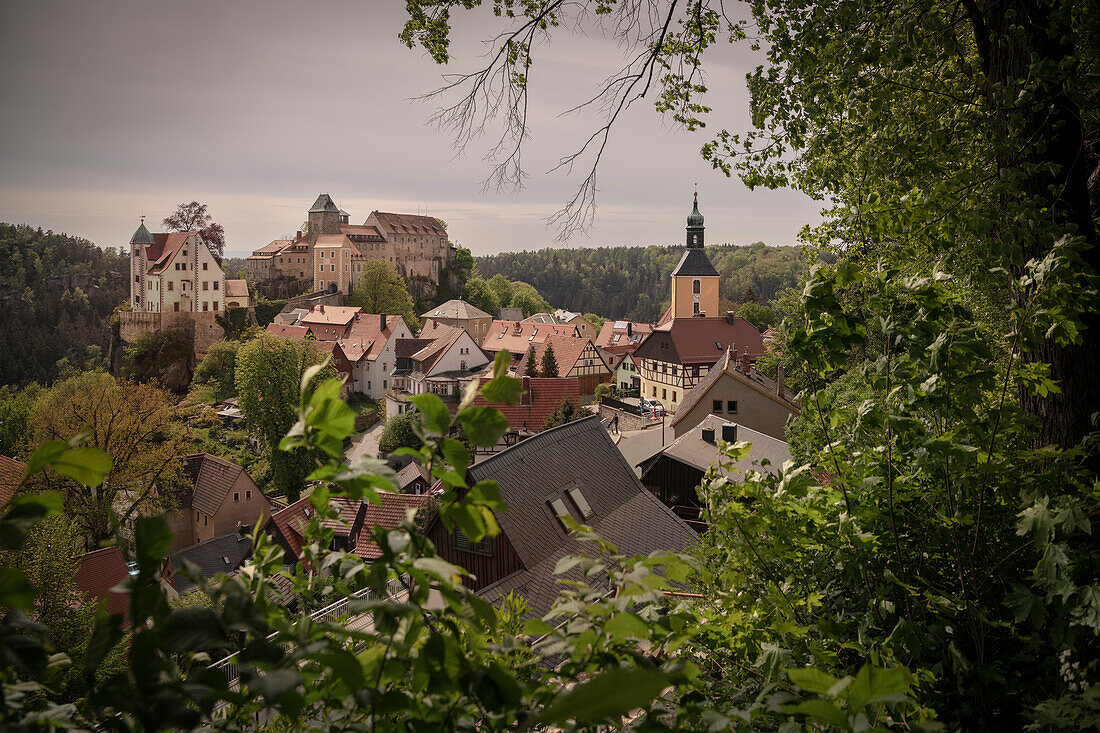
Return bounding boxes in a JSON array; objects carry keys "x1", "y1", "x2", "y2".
[
  {"x1": 476, "y1": 242, "x2": 810, "y2": 321},
  {"x1": 0, "y1": 224, "x2": 128, "y2": 386}
]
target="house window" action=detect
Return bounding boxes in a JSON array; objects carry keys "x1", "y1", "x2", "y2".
[
  {"x1": 202, "y1": 262, "x2": 208, "y2": 270},
  {"x1": 213, "y1": 281, "x2": 219, "y2": 290},
  {"x1": 383, "y1": 380, "x2": 387, "y2": 389},
  {"x1": 204, "y1": 516, "x2": 208, "y2": 526},
  {"x1": 454, "y1": 529, "x2": 490, "y2": 555},
  {"x1": 367, "y1": 381, "x2": 371, "y2": 389},
  {"x1": 174, "y1": 302, "x2": 180, "y2": 312},
  {"x1": 693, "y1": 302, "x2": 700, "y2": 315},
  {"x1": 203, "y1": 281, "x2": 209, "y2": 290},
  {"x1": 174, "y1": 263, "x2": 179, "y2": 271},
  {"x1": 202, "y1": 301, "x2": 208, "y2": 311},
  {"x1": 460, "y1": 360, "x2": 466, "y2": 370},
  {"x1": 727, "y1": 401, "x2": 738, "y2": 413},
  {"x1": 195, "y1": 510, "x2": 199, "y2": 522},
  {"x1": 233, "y1": 492, "x2": 239, "y2": 502},
  {"x1": 652, "y1": 386, "x2": 657, "y2": 397},
  {"x1": 693, "y1": 279, "x2": 701, "y2": 294},
  {"x1": 662, "y1": 389, "x2": 667, "y2": 399},
  {"x1": 672, "y1": 391, "x2": 677, "y2": 401},
  {"x1": 246, "y1": 490, "x2": 252, "y2": 499},
  {"x1": 713, "y1": 400, "x2": 723, "y2": 413}
]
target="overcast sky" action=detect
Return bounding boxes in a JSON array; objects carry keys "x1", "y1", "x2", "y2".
[{"x1": 0, "y1": 0, "x2": 820, "y2": 257}]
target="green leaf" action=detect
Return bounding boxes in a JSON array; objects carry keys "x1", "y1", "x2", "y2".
[
  {"x1": 315, "y1": 648, "x2": 366, "y2": 691},
  {"x1": 410, "y1": 393, "x2": 451, "y2": 434},
  {"x1": 413, "y1": 556, "x2": 467, "y2": 582},
  {"x1": 531, "y1": 668, "x2": 668, "y2": 726},
  {"x1": 24, "y1": 441, "x2": 68, "y2": 477},
  {"x1": 0, "y1": 567, "x2": 36, "y2": 609},
  {"x1": 786, "y1": 666, "x2": 840, "y2": 695},
  {"x1": 481, "y1": 367, "x2": 522, "y2": 405},
  {"x1": 785, "y1": 699, "x2": 850, "y2": 729},
  {"x1": 134, "y1": 516, "x2": 173, "y2": 575},
  {"x1": 524, "y1": 618, "x2": 556, "y2": 637},
  {"x1": 441, "y1": 438, "x2": 470, "y2": 475},
  {"x1": 604, "y1": 612, "x2": 650, "y2": 639},
  {"x1": 0, "y1": 492, "x2": 63, "y2": 550},
  {"x1": 847, "y1": 664, "x2": 910, "y2": 712},
  {"x1": 25, "y1": 441, "x2": 112, "y2": 487},
  {"x1": 457, "y1": 406, "x2": 508, "y2": 447}
]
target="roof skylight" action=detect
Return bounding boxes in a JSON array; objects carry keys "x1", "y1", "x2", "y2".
[
  {"x1": 549, "y1": 498, "x2": 571, "y2": 530},
  {"x1": 567, "y1": 488, "x2": 593, "y2": 519}
]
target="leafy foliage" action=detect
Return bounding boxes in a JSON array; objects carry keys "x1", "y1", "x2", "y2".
[
  {"x1": 253, "y1": 299, "x2": 287, "y2": 327},
  {"x1": 121, "y1": 328, "x2": 195, "y2": 391},
  {"x1": 378, "y1": 411, "x2": 424, "y2": 453},
  {"x1": 162, "y1": 201, "x2": 225, "y2": 260},
  {"x1": 192, "y1": 339, "x2": 239, "y2": 403},
  {"x1": 348, "y1": 259, "x2": 421, "y2": 330},
  {"x1": 0, "y1": 223, "x2": 129, "y2": 387}
]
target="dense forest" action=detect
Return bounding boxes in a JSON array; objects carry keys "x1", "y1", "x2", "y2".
[
  {"x1": 476, "y1": 242, "x2": 810, "y2": 321},
  {"x1": 0, "y1": 224, "x2": 128, "y2": 387}
]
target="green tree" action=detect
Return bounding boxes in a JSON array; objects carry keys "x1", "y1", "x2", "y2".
[
  {"x1": 735, "y1": 300, "x2": 778, "y2": 332},
  {"x1": 486, "y1": 274, "x2": 514, "y2": 310},
  {"x1": 542, "y1": 398, "x2": 579, "y2": 430},
  {"x1": 583, "y1": 313, "x2": 607, "y2": 331},
  {"x1": 522, "y1": 345, "x2": 539, "y2": 377},
  {"x1": 508, "y1": 281, "x2": 551, "y2": 316},
  {"x1": 193, "y1": 340, "x2": 239, "y2": 403},
  {"x1": 0, "y1": 383, "x2": 41, "y2": 457},
  {"x1": 121, "y1": 328, "x2": 195, "y2": 392},
  {"x1": 26, "y1": 372, "x2": 185, "y2": 550},
  {"x1": 540, "y1": 343, "x2": 559, "y2": 377},
  {"x1": 349, "y1": 259, "x2": 420, "y2": 330},
  {"x1": 378, "y1": 411, "x2": 424, "y2": 453},
  {"x1": 235, "y1": 334, "x2": 336, "y2": 501},
  {"x1": 462, "y1": 277, "x2": 500, "y2": 316}
]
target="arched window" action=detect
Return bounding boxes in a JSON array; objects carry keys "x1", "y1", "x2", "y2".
[{"x1": 693, "y1": 279, "x2": 701, "y2": 294}]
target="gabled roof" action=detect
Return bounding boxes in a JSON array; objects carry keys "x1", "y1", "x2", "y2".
[
  {"x1": 75, "y1": 546, "x2": 130, "y2": 620},
  {"x1": 636, "y1": 315, "x2": 765, "y2": 365},
  {"x1": 313, "y1": 233, "x2": 355, "y2": 249},
  {"x1": 513, "y1": 335, "x2": 609, "y2": 377},
  {"x1": 225, "y1": 279, "x2": 249, "y2": 298},
  {"x1": 0, "y1": 455, "x2": 24, "y2": 510},
  {"x1": 146, "y1": 232, "x2": 195, "y2": 274},
  {"x1": 265, "y1": 323, "x2": 311, "y2": 340},
  {"x1": 409, "y1": 325, "x2": 468, "y2": 373},
  {"x1": 340, "y1": 313, "x2": 407, "y2": 363},
  {"x1": 461, "y1": 416, "x2": 696, "y2": 618},
  {"x1": 594, "y1": 320, "x2": 653, "y2": 353},
  {"x1": 252, "y1": 239, "x2": 294, "y2": 256},
  {"x1": 472, "y1": 377, "x2": 582, "y2": 432},
  {"x1": 182, "y1": 453, "x2": 262, "y2": 516},
  {"x1": 642, "y1": 415, "x2": 791, "y2": 480},
  {"x1": 267, "y1": 494, "x2": 364, "y2": 561},
  {"x1": 368, "y1": 211, "x2": 447, "y2": 237},
  {"x1": 670, "y1": 348, "x2": 800, "y2": 427},
  {"x1": 309, "y1": 193, "x2": 341, "y2": 213},
  {"x1": 422, "y1": 299, "x2": 492, "y2": 321},
  {"x1": 355, "y1": 491, "x2": 431, "y2": 559},
  {"x1": 340, "y1": 224, "x2": 382, "y2": 238},
  {"x1": 521, "y1": 313, "x2": 557, "y2": 325},
  {"x1": 300, "y1": 305, "x2": 361, "y2": 329},
  {"x1": 482, "y1": 320, "x2": 581, "y2": 354},
  {"x1": 395, "y1": 462, "x2": 430, "y2": 492},
  {"x1": 171, "y1": 532, "x2": 252, "y2": 595},
  {"x1": 670, "y1": 248, "x2": 719, "y2": 277}
]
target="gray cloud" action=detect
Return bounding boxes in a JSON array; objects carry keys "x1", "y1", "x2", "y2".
[{"x1": 0, "y1": 0, "x2": 820, "y2": 256}]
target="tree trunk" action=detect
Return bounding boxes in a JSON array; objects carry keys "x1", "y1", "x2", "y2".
[{"x1": 978, "y1": 0, "x2": 1100, "y2": 450}]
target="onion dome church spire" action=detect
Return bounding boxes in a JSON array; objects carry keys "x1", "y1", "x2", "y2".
[
  {"x1": 670, "y1": 190, "x2": 719, "y2": 318},
  {"x1": 130, "y1": 216, "x2": 154, "y2": 245},
  {"x1": 686, "y1": 190, "x2": 704, "y2": 248}
]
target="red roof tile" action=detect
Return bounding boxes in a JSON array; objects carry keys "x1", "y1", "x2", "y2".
[
  {"x1": 225, "y1": 279, "x2": 249, "y2": 298},
  {"x1": 482, "y1": 320, "x2": 581, "y2": 355},
  {"x1": 594, "y1": 320, "x2": 654, "y2": 354},
  {"x1": 651, "y1": 316, "x2": 765, "y2": 364},
  {"x1": 146, "y1": 232, "x2": 195, "y2": 274},
  {"x1": 0, "y1": 455, "x2": 24, "y2": 510},
  {"x1": 473, "y1": 376, "x2": 582, "y2": 432},
  {"x1": 369, "y1": 212, "x2": 447, "y2": 237},
  {"x1": 299, "y1": 305, "x2": 361, "y2": 329},
  {"x1": 513, "y1": 335, "x2": 609, "y2": 377},
  {"x1": 74, "y1": 546, "x2": 130, "y2": 621},
  {"x1": 354, "y1": 492, "x2": 430, "y2": 559}
]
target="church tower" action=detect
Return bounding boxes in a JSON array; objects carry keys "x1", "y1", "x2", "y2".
[{"x1": 670, "y1": 192, "x2": 719, "y2": 318}]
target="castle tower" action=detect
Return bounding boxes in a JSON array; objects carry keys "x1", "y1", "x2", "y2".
[
  {"x1": 308, "y1": 193, "x2": 342, "y2": 245},
  {"x1": 129, "y1": 217, "x2": 154, "y2": 310},
  {"x1": 670, "y1": 192, "x2": 719, "y2": 318}
]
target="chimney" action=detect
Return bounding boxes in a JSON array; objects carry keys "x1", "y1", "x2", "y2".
[
  {"x1": 626, "y1": 322, "x2": 633, "y2": 337},
  {"x1": 721, "y1": 423, "x2": 737, "y2": 443},
  {"x1": 296, "y1": 230, "x2": 303, "y2": 241},
  {"x1": 726, "y1": 311, "x2": 736, "y2": 325},
  {"x1": 319, "y1": 304, "x2": 324, "y2": 313},
  {"x1": 701, "y1": 427, "x2": 715, "y2": 444},
  {"x1": 521, "y1": 376, "x2": 532, "y2": 405},
  {"x1": 741, "y1": 345, "x2": 751, "y2": 373},
  {"x1": 777, "y1": 363, "x2": 785, "y2": 396},
  {"x1": 380, "y1": 313, "x2": 387, "y2": 331}
]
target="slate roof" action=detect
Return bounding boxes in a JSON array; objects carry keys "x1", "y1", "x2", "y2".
[
  {"x1": 225, "y1": 279, "x2": 249, "y2": 298},
  {"x1": 472, "y1": 377, "x2": 582, "y2": 432},
  {"x1": 670, "y1": 248, "x2": 719, "y2": 277},
  {"x1": 370, "y1": 212, "x2": 447, "y2": 237},
  {"x1": 310, "y1": 193, "x2": 341, "y2": 213},
  {"x1": 395, "y1": 462, "x2": 429, "y2": 492},
  {"x1": 409, "y1": 325, "x2": 467, "y2": 373},
  {"x1": 670, "y1": 348, "x2": 800, "y2": 427},
  {"x1": 75, "y1": 546, "x2": 131, "y2": 621},
  {"x1": 461, "y1": 416, "x2": 696, "y2": 618},
  {"x1": 422, "y1": 299, "x2": 492, "y2": 321},
  {"x1": 182, "y1": 453, "x2": 257, "y2": 516},
  {"x1": 130, "y1": 221, "x2": 155, "y2": 245},
  {"x1": 171, "y1": 532, "x2": 252, "y2": 595},
  {"x1": 642, "y1": 415, "x2": 791, "y2": 481},
  {"x1": 512, "y1": 335, "x2": 609, "y2": 377},
  {"x1": 0, "y1": 455, "x2": 24, "y2": 510}
]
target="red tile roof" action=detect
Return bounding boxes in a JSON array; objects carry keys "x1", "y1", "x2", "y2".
[
  {"x1": 341, "y1": 313, "x2": 407, "y2": 363},
  {"x1": 594, "y1": 320, "x2": 654, "y2": 354},
  {"x1": 340, "y1": 224, "x2": 382, "y2": 238},
  {"x1": 473, "y1": 376, "x2": 582, "y2": 432},
  {"x1": 355, "y1": 492, "x2": 431, "y2": 559},
  {"x1": 266, "y1": 494, "x2": 364, "y2": 561},
  {"x1": 370, "y1": 212, "x2": 447, "y2": 237},
  {"x1": 146, "y1": 232, "x2": 195, "y2": 275},
  {"x1": 513, "y1": 335, "x2": 609, "y2": 377},
  {"x1": 265, "y1": 323, "x2": 311, "y2": 339},
  {"x1": 252, "y1": 239, "x2": 294, "y2": 256},
  {"x1": 300, "y1": 305, "x2": 361, "y2": 329},
  {"x1": 482, "y1": 320, "x2": 581, "y2": 355},
  {"x1": 0, "y1": 455, "x2": 24, "y2": 510},
  {"x1": 225, "y1": 279, "x2": 249, "y2": 298},
  {"x1": 652, "y1": 316, "x2": 765, "y2": 364},
  {"x1": 74, "y1": 546, "x2": 130, "y2": 621}
]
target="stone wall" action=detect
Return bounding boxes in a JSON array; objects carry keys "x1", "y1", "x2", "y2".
[
  {"x1": 597, "y1": 403, "x2": 656, "y2": 433},
  {"x1": 118, "y1": 309, "x2": 224, "y2": 359}
]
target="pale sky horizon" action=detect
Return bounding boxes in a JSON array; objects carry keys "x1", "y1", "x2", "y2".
[{"x1": 0, "y1": 1, "x2": 821, "y2": 257}]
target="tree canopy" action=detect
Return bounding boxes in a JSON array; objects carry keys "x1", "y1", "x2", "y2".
[
  {"x1": 162, "y1": 201, "x2": 226, "y2": 260},
  {"x1": 348, "y1": 259, "x2": 421, "y2": 330}
]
